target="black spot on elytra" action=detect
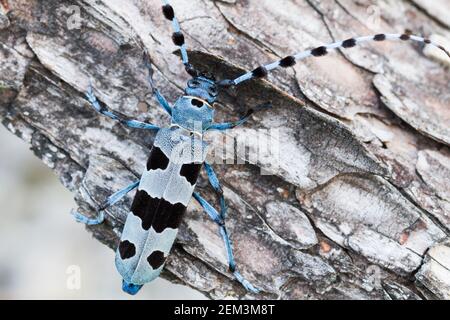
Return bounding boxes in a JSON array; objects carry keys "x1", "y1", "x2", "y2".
[
  {"x1": 424, "y1": 39, "x2": 431, "y2": 44},
  {"x1": 131, "y1": 190, "x2": 186, "y2": 232},
  {"x1": 146, "y1": 147, "x2": 169, "y2": 171},
  {"x1": 374, "y1": 34, "x2": 386, "y2": 41},
  {"x1": 162, "y1": 4, "x2": 174, "y2": 20},
  {"x1": 342, "y1": 38, "x2": 356, "y2": 48},
  {"x1": 180, "y1": 163, "x2": 202, "y2": 185},
  {"x1": 311, "y1": 46, "x2": 328, "y2": 57},
  {"x1": 172, "y1": 32, "x2": 185, "y2": 46},
  {"x1": 251, "y1": 66, "x2": 268, "y2": 78},
  {"x1": 191, "y1": 99, "x2": 204, "y2": 108},
  {"x1": 119, "y1": 240, "x2": 136, "y2": 260},
  {"x1": 147, "y1": 251, "x2": 166, "y2": 269},
  {"x1": 279, "y1": 56, "x2": 296, "y2": 67}
]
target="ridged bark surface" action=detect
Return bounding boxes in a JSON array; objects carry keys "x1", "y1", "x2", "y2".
[{"x1": 1, "y1": 0, "x2": 449, "y2": 299}]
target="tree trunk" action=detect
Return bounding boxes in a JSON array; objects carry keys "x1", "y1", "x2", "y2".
[{"x1": 1, "y1": 0, "x2": 449, "y2": 299}]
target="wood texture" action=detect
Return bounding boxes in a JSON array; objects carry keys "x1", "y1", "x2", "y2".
[{"x1": 1, "y1": 0, "x2": 449, "y2": 299}]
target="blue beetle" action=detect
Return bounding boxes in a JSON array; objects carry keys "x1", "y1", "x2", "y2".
[{"x1": 74, "y1": 0, "x2": 449, "y2": 295}]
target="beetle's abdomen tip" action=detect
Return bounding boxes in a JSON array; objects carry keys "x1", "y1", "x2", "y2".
[{"x1": 122, "y1": 279, "x2": 143, "y2": 295}]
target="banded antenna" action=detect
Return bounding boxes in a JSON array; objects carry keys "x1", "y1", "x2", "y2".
[
  {"x1": 161, "y1": 0, "x2": 199, "y2": 77},
  {"x1": 217, "y1": 32, "x2": 450, "y2": 87}
]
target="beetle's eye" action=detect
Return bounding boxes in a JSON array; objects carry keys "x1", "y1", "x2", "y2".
[
  {"x1": 188, "y1": 79, "x2": 200, "y2": 87},
  {"x1": 209, "y1": 87, "x2": 218, "y2": 96}
]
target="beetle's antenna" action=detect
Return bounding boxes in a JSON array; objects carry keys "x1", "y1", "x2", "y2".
[
  {"x1": 161, "y1": 0, "x2": 199, "y2": 77},
  {"x1": 218, "y1": 32, "x2": 450, "y2": 87}
]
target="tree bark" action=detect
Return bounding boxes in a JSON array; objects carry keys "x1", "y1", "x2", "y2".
[{"x1": 1, "y1": 0, "x2": 449, "y2": 299}]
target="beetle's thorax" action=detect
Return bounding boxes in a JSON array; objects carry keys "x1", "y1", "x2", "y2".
[
  {"x1": 171, "y1": 76, "x2": 218, "y2": 133},
  {"x1": 171, "y1": 95, "x2": 214, "y2": 133}
]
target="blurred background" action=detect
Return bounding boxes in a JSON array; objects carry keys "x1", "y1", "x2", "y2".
[{"x1": 0, "y1": 125, "x2": 204, "y2": 299}]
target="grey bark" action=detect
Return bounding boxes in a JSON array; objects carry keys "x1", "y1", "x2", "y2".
[{"x1": 1, "y1": 0, "x2": 450, "y2": 299}]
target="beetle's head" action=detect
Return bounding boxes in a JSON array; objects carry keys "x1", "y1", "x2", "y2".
[{"x1": 184, "y1": 74, "x2": 218, "y2": 104}]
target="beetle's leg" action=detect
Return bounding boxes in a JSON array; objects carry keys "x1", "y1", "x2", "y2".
[
  {"x1": 203, "y1": 163, "x2": 227, "y2": 218},
  {"x1": 143, "y1": 52, "x2": 172, "y2": 116},
  {"x1": 86, "y1": 85, "x2": 160, "y2": 130},
  {"x1": 193, "y1": 192, "x2": 259, "y2": 293},
  {"x1": 74, "y1": 180, "x2": 140, "y2": 226},
  {"x1": 206, "y1": 102, "x2": 271, "y2": 131}
]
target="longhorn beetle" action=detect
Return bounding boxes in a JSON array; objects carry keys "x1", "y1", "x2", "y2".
[{"x1": 74, "y1": 0, "x2": 450, "y2": 295}]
